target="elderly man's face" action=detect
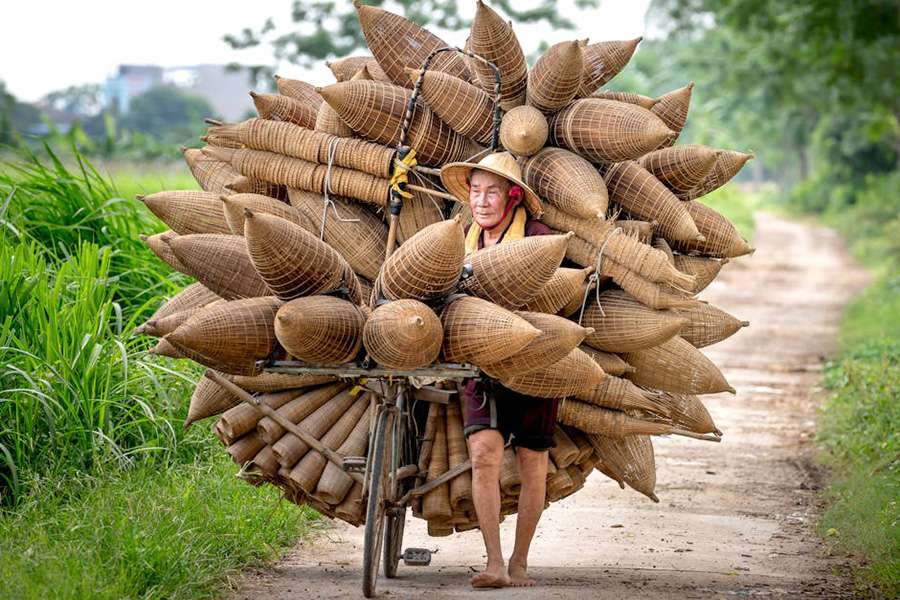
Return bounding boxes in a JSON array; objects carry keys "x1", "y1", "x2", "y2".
[{"x1": 468, "y1": 170, "x2": 512, "y2": 229}]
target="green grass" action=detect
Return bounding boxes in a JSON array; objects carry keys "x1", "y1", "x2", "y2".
[
  {"x1": 0, "y1": 146, "x2": 318, "y2": 597},
  {"x1": 0, "y1": 454, "x2": 320, "y2": 600},
  {"x1": 807, "y1": 171, "x2": 900, "y2": 597}
]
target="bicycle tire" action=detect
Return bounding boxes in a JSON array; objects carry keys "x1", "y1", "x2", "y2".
[
  {"x1": 362, "y1": 408, "x2": 393, "y2": 598},
  {"x1": 383, "y1": 406, "x2": 411, "y2": 578}
]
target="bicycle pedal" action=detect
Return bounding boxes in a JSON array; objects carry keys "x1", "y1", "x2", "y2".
[
  {"x1": 402, "y1": 547, "x2": 432, "y2": 567},
  {"x1": 342, "y1": 456, "x2": 366, "y2": 473}
]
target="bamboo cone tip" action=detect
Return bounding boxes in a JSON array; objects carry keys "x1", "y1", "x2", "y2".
[
  {"x1": 179, "y1": 146, "x2": 188, "y2": 154},
  {"x1": 274, "y1": 74, "x2": 282, "y2": 80},
  {"x1": 714, "y1": 428, "x2": 724, "y2": 436},
  {"x1": 219, "y1": 194, "x2": 232, "y2": 205},
  {"x1": 249, "y1": 90, "x2": 260, "y2": 99},
  {"x1": 138, "y1": 233, "x2": 148, "y2": 242},
  {"x1": 410, "y1": 315, "x2": 425, "y2": 327},
  {"x1": 564, "y1": 231, "x2": 575, "y2": 240},
  {"x1": 741, "y1": 320, "x2": 750, "y2": 327},
  {"x1": 243, "y1": 207, "x2": 255, "y2": 220},
  {"x1": 135, "y1": 194, "x2": 146, "y2": 202},
  {"x1": 182, "y1": 417, "x2": 193, "y2": 431},
  {"x1": 649, "y1": 493, "x2": 660, "y2": 503},
  {"x1": 687, "y1": 81, "x2": 695, "y2": 90},
  {"x1": 695, "y1": 233, "x2": 707, "y2": 242},
  {"x1": 727, "y1": 386, "x2": 737, "y2": 394},
  {"x1": 583, "y1": 327, "x2": 595, "y2": 335}
]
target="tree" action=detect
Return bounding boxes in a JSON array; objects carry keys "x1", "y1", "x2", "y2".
[
  {"x1": 42, "y1": 84, "x2": 104, "y2": 118},
  {"x1": 123, "y1": 86, "x2": 217, "y2": 146},
  {"x1": 0, "y1": 82, "x2": 43, "y2": 146},
  {"x1": 225, "y1": 0, "x2": 599, "y2": 86}
]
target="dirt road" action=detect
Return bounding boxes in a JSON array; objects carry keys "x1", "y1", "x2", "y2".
[{"x1": 228, "y1": 213, "x2": 870, "y2": 599}]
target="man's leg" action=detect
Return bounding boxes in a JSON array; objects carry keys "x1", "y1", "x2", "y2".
[
  {"x1": 508, "y1": 446, "x2": 548, "y2": 587},
  {"x1": 467, "y1": 428, "x2": 508, "y2": 588}
]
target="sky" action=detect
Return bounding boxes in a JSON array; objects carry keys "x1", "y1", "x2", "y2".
[{"x1": 2, "y1": 0, "x2": 651, "y2": 102}]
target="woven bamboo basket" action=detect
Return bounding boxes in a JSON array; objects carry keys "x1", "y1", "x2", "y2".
[
  {"x1": 499, "y1": 446, "x2": 521, "y2": 495},
  {"x1": 288, "y1": 395, "x2": 369, "y2": 493},
  {"x1": 138, "y1": 282, "x2": 220, "y2": 334},
  {"x1": 459, "y1": 233, "x2": 572, "y2": 309},
  {"x1": 274, "y1": 75, "x2": 324, "y2": 108},
  {"x1": 546, "y1": 462, "x2": 573, "y2": 501},
  {"x1": 550, "y1": 99, "x2": 674, "y2": 162},
  {"x1": 499, "y1": 105, "x2": 548, "y2": 157},
  {"x1": 527, "y1": 40, "x2": 585, "y2": 114},
  {"x1": 256, "y1": 384, "x2": 348, "y2": 443},
  {"x1": 670, "y1": 300, "x2": 749, "y2": 348},
  {"x1": 654, "y1": 237, "x2": 676, "y2": 265},
  {"x1": 524, "y1": 266, "x2": 593, "y2": 315},
  {"x1": 275, "y1": 296, "x2": 365, "y2": 364},
  {"x1": 327, "y1": 55, "x2": 389, "y2": 82},
  {"x1": 219, "y1": 389, "x2": 301, "y2": 441},
  {"x1": 356, "y1": 2, "x2": 471, "y2": 87},
  {"x1": 577, "y1": 38, "x2": 642, "y2": 97},
  {"x1": 615, "y1": 219, "x2": 655, "y2": 243},
  {"x1": 165, "y1": 233, "x2": 272, "y2": 300},
  {"x1": 406, "y1": 68, "x2": 494, "y2": 145},
  {"x1": 148, "y1": 338, "x2": 183, "y2": 359},
  {"x1": 289, "y1": 190, "x2": 388, "y2": 282},
  {"x1": 592, "y1": 90, "x2": 658, "y2": 110},
  {"x1": 251, "y1": 91, "x2": 318, "y2": 129},
  {"x1": 670, "y1": 201, "x2": 754, "y2": 258},
  {"x1": 204, "y1": 146, "x2": 390, "y2": 208},
  {"x1": 565, "y1": 426, "x2": 595, "y2": 463},
  {"x1": 652, "y1": 391, "x2": 721, "y2": 436},
  {"x1": 317, "y1": 80, "x2": 480, "y2": 167},
  {"x1": 446, "y1": 399, "x2": 472, "y2": 512},
  {"x1": 638, "y1": 145, "x2": 719, "y2": 195},
  {"x1": 396, "y1": 188, "x2": 446, "y2": 245},
  {"x1": 559, "y1": 400, "x2": 673, "y2": 438},
  {"x1": 441, "y1": 296, "x2": 540, "y2": 365},
  {"x1": 315, "y1": 97, "x2": 354, "y2": 138},
  {"x1": 575, "y1": 372, "x2": 667, "y2": 416},
  {"x1": 144, "y1": 299, "x2": 226, "y2": 338},
  {"x1": 165, "y1": 297, "x2": 281, "y2": 370},
  {"x1": 469, "y1": 0, "x2": 527, "y2": 109},
  {"x1": 316, "y1": 408, "x2": 371, "y2": 505},
  {"x1": 141, "y1": 231, "x2": 188, "y2": 273},
  {"x1": 221, "y1": 193, "x2": 309, "y2": 236},
  {"x1": 578, "y1": 346, "x2": 634, "y2": 377},
  {"x1": 672, "y1": 255, "x2": 727, "y2": 294},
  {"x1": 522, "y1": 147, "x2": 607, "y2": 218},
  {"x1": 581, "y1": 289, "x2": 687, "y2": 352},
  {"x1": 243, "y1": 210, "x2": 359, "y2": 302},
  {"x1": 624, "y1": 336, "x2": 735, "y2": 395},
  {"x1": 681, "y1": 150, "x2": 755, "y2": 200},
  {"x1": 225, "y1": 175, "x2": 288, "y2": 201},
  {"x1": 246, "y1": 445, "x2": 280, "y2": 477},
  {"x1": 590, "y1": 434, "x2": 658, "y2": 502},
  {"x1": 363, "y1": 299, "x2": 443, "y2": 369},
  {"x1": 481, "y1": 311, "x2": 592, "y2": 379},
  {"x1": 182, "y1": 147, "x2": 242, "y2": 194},
  {"x1": 427, "y1": 521, "x2": 455, "y2": 537},
  {"x1": 184, "y1": 376, "x2": 241, "y2": 429},
  {"x1": 206, "y1": 118, "x2": 395, "y2": 179},
  {"x1": 604, "y1": 160, "x2": 703, "y2": 243},
  {"x1": 226, "y1": 432, "x2": 266, "y2": 466},
  {"x1": 228, "y1": 372, "x2": 336, "y2": 393},
  {"x1": 272, "y1": 388, "x2": 358, "y2": 468},
  {"x1": 501, "y1": 347, "x2": 605, "y2": 398},
  {"x1": 335, "y1": 482, "x2": 365, "y2": 525},
  {"x1": 651, "y1": 83, "x2": 693, "y2": 147},
  {"x1": 549, "y1": 426, "x2": 579, "y2": 469},
  {"x1": 599, "y1": 258, "x2": 696, "y2": 310},
  {"x1": 558, "y1": 274, "x2": 599, "y2": 318},
  {"x1": 422, "y1": 405, "x2": 452, "y2": 521},
  {"x1": 379, "y1": 217, "x2": 465, "y2": 302}
]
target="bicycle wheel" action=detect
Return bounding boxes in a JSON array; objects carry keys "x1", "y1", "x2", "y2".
[
  {"x1": 362, "y1": 407, "x2": 393, "y2": 598},
  {"x1": 383, "y1": 406, "x2": 411, "y2": 578}
]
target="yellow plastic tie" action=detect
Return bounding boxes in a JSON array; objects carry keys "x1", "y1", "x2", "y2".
[{"x1": 389, "y1": 149, "x2": 418, "y2": 199}]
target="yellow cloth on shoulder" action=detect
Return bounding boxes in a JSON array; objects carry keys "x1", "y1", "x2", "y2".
[{"x1": 464, "y1": 207, "x2": 527, "y2": 256}]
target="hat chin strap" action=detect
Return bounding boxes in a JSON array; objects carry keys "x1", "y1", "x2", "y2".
[{"x1": 484, "y1": 198, "x2": 522, "y2": 232}]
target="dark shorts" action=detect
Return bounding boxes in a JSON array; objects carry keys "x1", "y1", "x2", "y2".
[{"x1": 462, "y1": 379, "x2": 558, "y2": 451}]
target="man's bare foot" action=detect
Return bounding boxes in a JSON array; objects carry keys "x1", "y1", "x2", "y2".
[
  {"x1": 507, "y1": 561, "x2": 536, "y2": 587},
  {"x1": 470, "y1": 564, "x2": 509, "y2": 589}
]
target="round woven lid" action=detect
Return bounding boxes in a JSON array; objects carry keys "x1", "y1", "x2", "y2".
[
  {"x1": 500, "y1": 106, "x2": 549, "y2": 157},
  {"x1": 440, "y1": 151, "x2": 543, "y2": 217}
]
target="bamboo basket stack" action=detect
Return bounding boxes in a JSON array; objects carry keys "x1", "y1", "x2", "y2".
[{"x1": 136, "y1": 0, "x2": 754, "y2": 535}]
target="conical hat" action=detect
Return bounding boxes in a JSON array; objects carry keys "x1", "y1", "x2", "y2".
[{"x1": 440, "y1": 151, "x2": 543, "y2": 217}]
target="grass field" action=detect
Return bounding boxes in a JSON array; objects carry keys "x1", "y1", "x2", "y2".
[{"x1": 0, "y1": 147, "x2": 318, "y2": 598}]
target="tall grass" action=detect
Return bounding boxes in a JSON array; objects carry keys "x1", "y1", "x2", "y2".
[{"x1": 0, "y1": 146, "x2": 202, "y2": 505}]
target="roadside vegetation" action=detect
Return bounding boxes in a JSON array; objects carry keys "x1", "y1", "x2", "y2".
[{"x1": 0, "y1": 147, "x2": 318, "y2": 599}]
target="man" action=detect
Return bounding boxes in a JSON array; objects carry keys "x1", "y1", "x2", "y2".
[{"x1": 440, "y1": 152, "x2": 556, "y2": 589}]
